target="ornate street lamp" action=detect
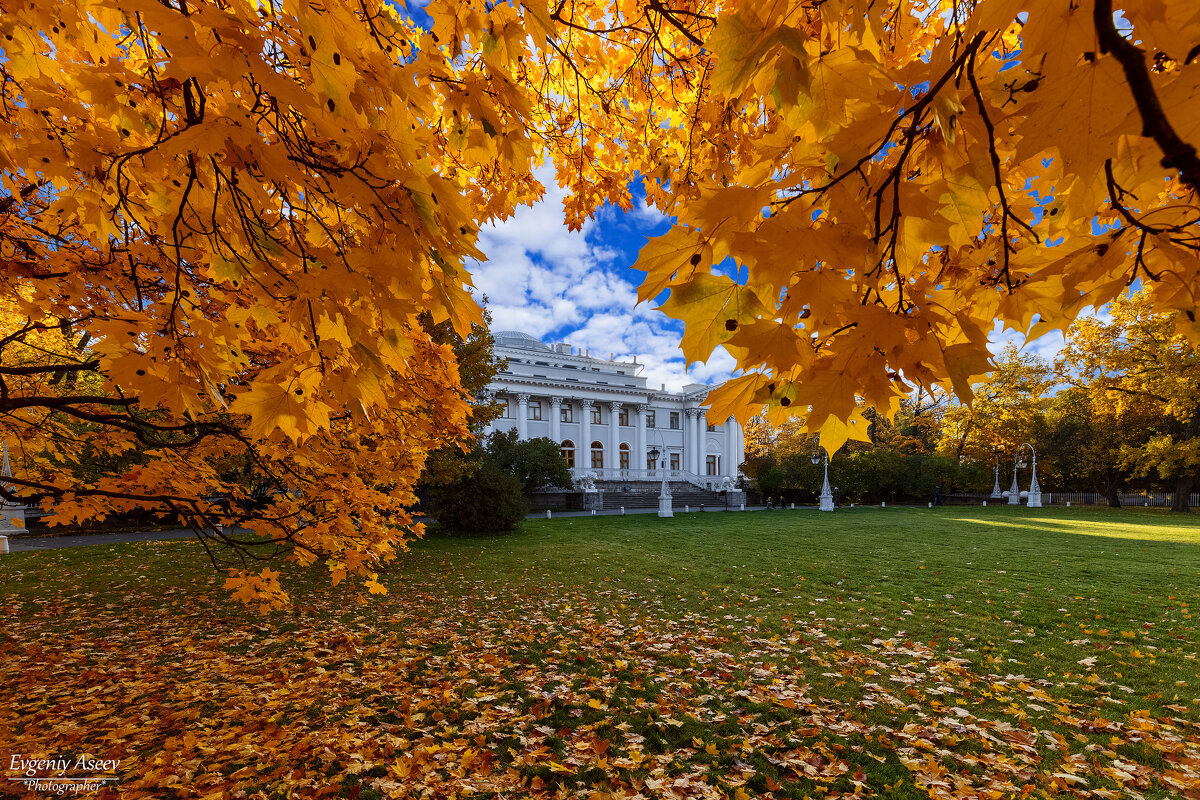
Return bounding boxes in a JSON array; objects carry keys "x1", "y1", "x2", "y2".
[
  {"x1": 1015, "y1": 442, "x2": 1042, "y2": 508},
  {"x1": 1007, "y1": 447, "x2": 1022, "y2": 505},
  {"x1": 991, "y1": 452, "x2": 1004, "y2": 499},
  {"x1": 811, "y1": 440, "x2": 834, "y2": 512},
  {"x1": 649, "y1": 444, "x2": 673, "y2": 518}
]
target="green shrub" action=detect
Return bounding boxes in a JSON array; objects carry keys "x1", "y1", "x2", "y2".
[{"x1": 427, "y1": 462, "x2": 528, "y2": 533}]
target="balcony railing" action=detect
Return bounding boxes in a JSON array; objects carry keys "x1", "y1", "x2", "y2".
[{"x1": 568, "y1": 467, "x2": 732, "y2": 491}]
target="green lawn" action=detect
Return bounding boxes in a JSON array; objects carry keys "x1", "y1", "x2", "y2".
[{"x1": 2, "y1": 507, "x2": 1198, "y2": 799}]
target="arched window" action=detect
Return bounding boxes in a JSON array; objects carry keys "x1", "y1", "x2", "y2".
[
  {"x1": 560, "y1": 440, "x2": 575, "y2": 468},
  {"x1": 619, "y1": 443, "x2": 630, "y2": 470},
  {"x1": 590, "y1": 441, "x2": 604, "y2": 469}
]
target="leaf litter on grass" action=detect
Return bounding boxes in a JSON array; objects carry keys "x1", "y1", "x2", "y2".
[{"x1": 2, "y1": 566, "x2": 1198, "y2": 800}]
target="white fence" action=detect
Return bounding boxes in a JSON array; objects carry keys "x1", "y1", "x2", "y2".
[
  {"x1": 958, "y1": 491, "x2": 1199, "y2": 507},
  {"x1": 1040, "y1": 491, "x2": 1200, "y2": 507}
]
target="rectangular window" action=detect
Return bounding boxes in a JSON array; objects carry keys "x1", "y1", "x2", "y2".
[
  {"x1": 706, "y1": 455, "x2": 718, "y2": 475},
  {"x1": 646, "y1": 454, "x2": 656, "y2": 470},
  {"x1": 529, "y1": 400, "x2": 542, "y2": 420},
  {"x1": 591, "y1": 406, "x2": 601, "y2": 424},
  {"x1": 618, "y1": 407, "x2": 629, "y2": 426},
  {"x1": 669, "y1": 452, "x2": 680, "y2": 470},
  {"x1": 591, "y1": 446, "x2": 603, "y2": 469},
  {"x1": 620, "y1": 449, "x2": 629, "y2": 469},
  {"x1": 646, "y1": 410, "x2": 655, "y2": 428},
  {"x1": 560, "y1": 404, "x2": 573, "y2": 423},
  {"x1": 499, "y1": 398, "x2": 511, "y2": 418},
  {"x1": 670, "y1": 411, "x2": 680, "y2": 430}
]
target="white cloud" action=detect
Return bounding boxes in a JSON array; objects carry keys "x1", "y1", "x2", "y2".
[
  {"x1": 470, "y1": 166, "x2": 733, "y2": 394},
  {"x1": 987, "y1": 304, "x2": 1111, "y2": 366}
]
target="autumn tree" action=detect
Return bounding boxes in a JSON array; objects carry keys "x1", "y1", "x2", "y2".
[
  {"x1": 0, "y1": 0, "x2": 507, "y2": 607},
  {"x1": 1059, "y1": 291, "x2": 1200, "y2": 511},
  {"x1": 416, "y1": 307, "x2": 506, "y2": 495},
  {"x1": 1039, "y1": 385, "x2": 1162, "y2": 507},
  {"x1": 939, "y1": 345, "x2": 1054, "y2": 472}
]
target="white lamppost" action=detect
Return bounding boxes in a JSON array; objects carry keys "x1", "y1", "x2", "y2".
[
  {"x1": 812, "y1": 441, "x2": 834, "y2": 512},
  {"x1": 991, "y1": 452, "x2": 1004, "y2": 499},
  {"x1": 1007, "y1": 447, "x2": 1022, "y2": 505},
  {"x1": 1016, "y1": 442, "x2": 1042, "y2": 508},
  {"x1": 649, "y1": 444, "x2": 673, "y2": 518}
]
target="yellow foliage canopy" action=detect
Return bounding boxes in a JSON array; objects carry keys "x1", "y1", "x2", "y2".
[{"x1": 2, "y1": 0, "x2": 1199, "y2": 600}]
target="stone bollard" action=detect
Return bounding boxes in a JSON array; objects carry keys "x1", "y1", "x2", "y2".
[
  {"x1": 928, "y1": 502, "x2": 933, "y2": 508},
  {"x1": 740, "y1": 503, "x2": 745, "y2": 511},
  {"x1": 1066, "y1": 501, "x2": 1071, "y2": 507},
  {"x1": 685, "y1": 505, "x2": 690, "y2": 513},
  {"x1": 620, "y1": 507, "x2": 625, "y2": 515},
  {"x1": 881, "y1": 502, "x2": 886, "y2": 508},
  {"x1": 591, "y1": 509, "x2": 596, "y2": 516},
  {"x1": 0, "y1": 534, "x2": 8, "y2": 555},
  {"x1": 790, "y1": 503, "x2": 795, "y2": 510},
  {"x1": 982, "y1": 501, "x2": 987, "y2": 507},
  {"x1": 546, "y1": 510, "x2": 552, "y2": 519}
]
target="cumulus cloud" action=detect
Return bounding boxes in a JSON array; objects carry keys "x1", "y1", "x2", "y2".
[{"x1": 470, "y1": 167, "x2": 731, "y2": 393}]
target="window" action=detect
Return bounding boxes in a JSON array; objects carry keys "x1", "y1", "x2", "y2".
[
  {"x1": 706, "y1": 455, "x2": 718, "y2": 475},
  {"x1": 590, "y1": 405, "x2": 602, "y2": 424},
  {"x1": 499, "y1": 398, "x2": 511, "y2": 418},
  {"x1": 590, "y1": 441, "x2": 604, "y2": 469},
  {"x1": 670, "y1": 411, "x2": 680, "y2": 429},
  {"x1": 529, "y1": 400, "x2": 542, "y2": 420},
  {"x1": 669, "y1": 452, "x2": 680, "y2": 470},
  {"x1": 646, "y1": 410, "x2": 655, "y2": 428},
  {"x1": 561, "y1": 440, "x2": 575, "y2": 468},
  {"x1": 646, "y1": 453, "x2": 657, "y2": 470},
  {"x1": 618, "y1": 406, "x2": 629, "y2": 426},
  {"x1": 560, "y1": 404, "x2": 573, "y2": 423},
  {"x1": 619, "y1": 443, "x2": 630, "y2": 470}
]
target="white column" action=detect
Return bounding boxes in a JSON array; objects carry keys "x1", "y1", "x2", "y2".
[
  {"x1": 697, "y1": 409, "x2": 707, "y2": 474},
  {"x1": 685, "y1": 408, "x2": 700, "y2": 474},
  {"x1": 636, "y1": 403, "x2": 648, "y2": 474},
  {"x1": 516, "y1": 393, "x2": 529, "y2": 440},
  {"x1": 724, "y1": 416, "x2": 737, "y2": 477},
  {"x1": 580, "y1": 400, "x2": 593, "y2": 469},
  {"x1": 550, "y1": 396, "x2": 562, "y2": 443},
  {"x1": 610, "y1": 401, "x2": 622, "y2": 474}
]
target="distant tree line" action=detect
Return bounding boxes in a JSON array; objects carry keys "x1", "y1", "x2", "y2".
[{"x1": 744, "y1": 291, "x2": 1199, "y2": 511}]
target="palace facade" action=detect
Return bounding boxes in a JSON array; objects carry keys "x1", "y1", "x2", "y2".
[{"x1": 483, "y1": 331, "x2": 743, "y2": 489}]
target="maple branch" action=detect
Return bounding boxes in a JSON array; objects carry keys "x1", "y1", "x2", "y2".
[
  {"x1": 1103, "y1": 158, "x2": 1200, "y2": 252},
  {"x1": 0, "y1": 360, "x2": 98, "y2": 377},
  {"x1": 644, "y1": 0, "x2": 706, "y2": 47},
  {"x1": 1094, "y1": 0, "x2": 1200, "y2": 193},
  {"x1": 966, "y1": 44, "x2": 1039, "y2": 293},
  {"x1": 779, "y1": 32, "x2": 987, "y2": 208}
]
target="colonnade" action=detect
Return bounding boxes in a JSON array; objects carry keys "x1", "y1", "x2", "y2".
[{"x1": 491, "y1": 395, "x2": 741, "y2": 478}]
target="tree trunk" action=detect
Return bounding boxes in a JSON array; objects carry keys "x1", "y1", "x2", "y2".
[
  {"x1": 1105, "y1": 467, "x2": 1122, "y2": 508},
  {"x1": 1172, "y1": 474, "x2": 1192, "y2": 512},
  {"x1": 1172, "y1": 411, "x2": 1197, "y2": 512}
]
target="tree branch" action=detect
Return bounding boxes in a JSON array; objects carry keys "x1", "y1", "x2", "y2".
[{"x1": 1094, "y1": 0, "x2": 1200, "y2": 193}]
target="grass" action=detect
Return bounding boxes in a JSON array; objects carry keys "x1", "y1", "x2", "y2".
[{"x1": 1, "y1": 506, "x2": 1198, "y2": 799}]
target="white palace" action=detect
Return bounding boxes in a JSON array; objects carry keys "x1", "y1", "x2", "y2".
[{"x1": 483, "y1": 331, "x2": 744, "y2": 490}]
